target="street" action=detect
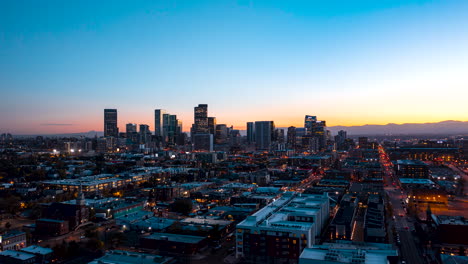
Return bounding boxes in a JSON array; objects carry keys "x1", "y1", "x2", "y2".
[{"x1": 379, "y1": 146, "x2": 425, "y2": 264}]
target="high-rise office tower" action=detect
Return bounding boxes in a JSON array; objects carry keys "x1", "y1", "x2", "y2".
[
  {"x1": 126, "y1": 123, "x2": 138, "y2": 144},
  {"x1": 193, "y1": 134, "x2": 213, "y2": 152},
  {"x1": 338, "y1": 130, "x2": 347, "y2": 141},
  {"x1": 139, "y1": 124, "x2": 151, "y2": 144},
  {"x1": 304, "y1": 115, "x2": 326, "y2": 151},
  {"x1": 275, "y1": 129, "x2": 285, "y2": 143},
  {"x1": 194, "y1": 104, "x2": 209, "y2": 134},
  {"x1": 104, "y1": 109, "x2": 118, "y2": 137},
  {"x1": 167, "y1": 115, "x2": 178, "y2": 144},
  {"x1": 126, "y1": 123, "x2": 137, "y2": 133},
  {"x1": 230, "y1": 129, "x2": 241, "y2": 146},
  {"x1": 215, "y1": 124, "x2": 228, "y2": 144},
  {"x1": 335, "y1": 130, "x2": 348, "y2": 150},
  {"x1": 247, "y1": 122, "x2": 255, "y2": 144},
  {"x1": 254, "y1": 121, "x2": 274, "y2": 150},
  {"x1": 154, "y1": 109, "x2": 166, "y2": 137},
  {"x1": 208, "y1": 117, "x2": 216, "y2": 135},
  {"x1": 304, "y1": 115, "x2": 317, "y2": 132},
  {"x1": 287, "y1": 126, "x2": 296, "y2": 149}
]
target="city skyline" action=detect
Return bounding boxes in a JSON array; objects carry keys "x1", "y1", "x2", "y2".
[
  {"x1": 3, "y1": 106, "x2": 468, "y2": 135},
  {"x1": 2, "y1": 0, "x2": 468, "y2": 134}
]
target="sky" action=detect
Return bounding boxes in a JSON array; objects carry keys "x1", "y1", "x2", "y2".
[{"x1": 1, "y1": 0, "x2": 468, "y2": 134}]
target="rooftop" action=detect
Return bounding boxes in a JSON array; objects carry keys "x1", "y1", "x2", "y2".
[
  {"x1": 396, "y1": 160, "x2": 428, "y2": 166},
  {"x1": 0, "y1": 250, "x2": 35, "y2": 261},
  {"x1": 21, "y1": 246, "x2": 53, "y2": 255},
  {"x1": 143, "y1": 232, "x2": 205, "y2": 244},
  {"x1": 237, "y1": 192, "x2": 329, "y2": 231},
  {"x1": 299, "y1": 242, "x2": 398, "y2": 264},
  {"x1": 88, "y1": 250, "x2": 172, "y2": 264}
]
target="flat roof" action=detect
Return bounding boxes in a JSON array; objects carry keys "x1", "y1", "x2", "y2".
[
  {"x1": 143, "y1": 233, "x2": 205, "y2": 244},
  {"x1": 88, "y1": 250, "x2": 171, "y2": 264},
  {"x1": 21, "y1": 246, "x2": 53, "y2": 255},
  {"x1": 0, "y1": 250, "x2": 35, "y2": 260},
  {"x1": 237, "y1": 192, "x2": 328, "y2": 231},
  {"x1": 299, "y1": 246, "x2": 398, "y2": 264},
  {"x1": 37, "y1": 218, "x2": 66, "y2": 223}
]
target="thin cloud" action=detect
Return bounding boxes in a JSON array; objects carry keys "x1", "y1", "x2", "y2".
[{"x1": 40, "y1": 123, "x2": 74, "y2": 126}]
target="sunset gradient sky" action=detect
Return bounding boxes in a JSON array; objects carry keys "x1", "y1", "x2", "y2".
[{"x1": 1, "y1": 0, "x2": 468, "y2": 134}]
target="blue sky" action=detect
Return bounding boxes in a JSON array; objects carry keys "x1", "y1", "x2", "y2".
[{"x1": 1, "y1": 0, "x2": 468, "y2": 134}]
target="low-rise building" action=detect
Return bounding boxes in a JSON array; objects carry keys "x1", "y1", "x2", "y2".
[
  {"x1": 0, "y1": 230, "x2": 26, "y2": 251},
  {"x1": 236, "y1": 192, "x2": 330, "y2": 263},
  {"x1": 20, "y1": 246, "x2": 53, "y2": 264},
  {"x1": 35, "y1": 219, "x2": 69, "y2": 237},
  {"x1": 88, "y1": 250, "x2": 173, "y2": 264},
  {"x1": 299, "y1": 241, "x2": 398, "y2": 264},
  {"x1": 140, "y1": 233, "x2": 207, "y2": 255},
  {"x1": 0, "y1": 250, "x2": 35, "y2": 264}
]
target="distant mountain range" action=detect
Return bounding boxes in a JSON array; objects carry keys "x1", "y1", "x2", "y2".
[
  {"x1": 328, "y1": 120, "x2": 468, "y2": 135},
  {"x1": 15, "y1": 131, "x2": 104, "y2": 138},
  {"x1": 13, "y1": 121, "x2": 468, "y2": 138}
]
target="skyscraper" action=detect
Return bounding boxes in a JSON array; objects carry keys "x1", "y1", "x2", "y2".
[
  {"x1": 304, "y1": 115, "x2": 326, "y2": 151},
  {"x1": 275, "y1": 129, "x2": 285, "y2": 143},
  {"x1": 254, "y1": 121, "x2": 274, "y2": 150},
  {"x1": 208, "y1": 117, "x2": 217, "y2": 135},
  {"x1": 287, "y1": 126, "x2": 296, "y2": 149},
  {"x1": 247, "y1": 122, "x2": 255, "y2": 144},
  {"x1": 154, "y1": 109, "x2": 166, "y2": 137},
  {"x1": 335, "y1": 130, "x2": 348, "y2": 150},
  {"x1": 167, "y1": 115, "x2": 178, "y2": 144},
  {"x1": 139, "y1": 124, "x2": 151, "y2": 144},
  {"x1": 193, "y1": 104, "x2": 209, "y2": 134},
  {"x1": 126, "y1": 123, "x2": 138, "y2": 144},
  {"x1": 215, "y1": 124, "x2": 228, "y2": 144},
  {"x1": 193, "y1": 134, "x2": 213, "y2": 152},
  {"x1": 304, "y1": 115, "x2": 317, "y2": 132},
  {"x1": 104, "y1": 109, "x2": 118, "y2": 137},
  {"x1": 126, "y1": 123, "x2": 137, "y2": 133}
]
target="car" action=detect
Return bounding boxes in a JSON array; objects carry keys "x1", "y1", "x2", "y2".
[
  {"x1": 80, "y1": 236, "x2": 86, "y2": 239},
  {"x1": 404, "y1": 226, "x2": 409, "y2": 230}
]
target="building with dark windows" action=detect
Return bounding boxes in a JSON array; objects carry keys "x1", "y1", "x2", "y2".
[
  {"x1": 215, "y1": 124, "x2": 228, "y2": 144},
  {"x1": 247, "y1": 122, "x2": 255, "y2": 144},
  {"x1": 126, "y1": 123, "x2": 138, "y2": 144},
  {"x1": 104, "y1": 109, "x2": 118, "y2": 137},
  {"x1": 139, "y1": 124, "x2": 151, "y2": 145},
  {"x1": 154, "y1": 109, "x2": 166, "y2": 137},
  {"x1": 287, "y1": 126, "x2": 297, "y2": 149},
  {"x1": 254, "y1": 121, "x2": 274, "y2": 151},
  {"x1": 193, "y1": 134, "x2": 213, "y2": 152},
  {"x1": 159, "y1": 113, "x2": 181, "y2": 145},
  {"x1": 35, "y1": 219, "x2": 69, "y2": 237},
  {"x1": 140, "y1": 233, "x2": 207, "y2": 255}
]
